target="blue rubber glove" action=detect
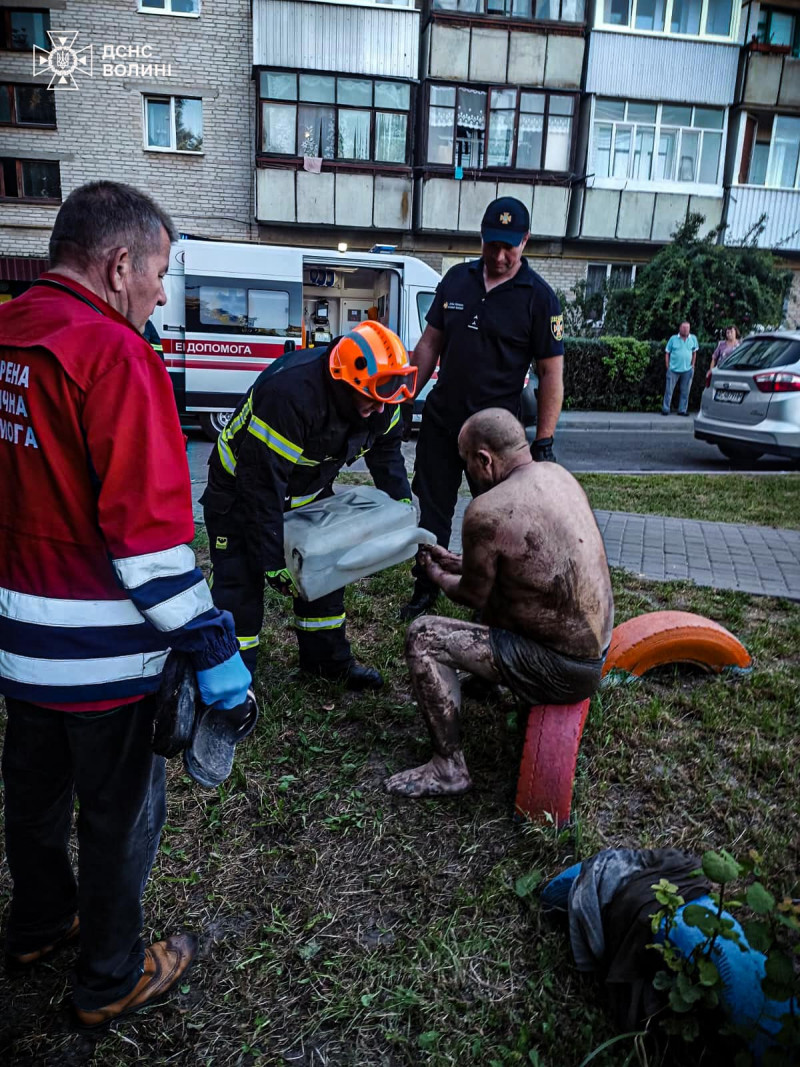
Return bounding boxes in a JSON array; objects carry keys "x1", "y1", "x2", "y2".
[{"x1": 196, "y1": 652, "x2": 251, "y2": 710}]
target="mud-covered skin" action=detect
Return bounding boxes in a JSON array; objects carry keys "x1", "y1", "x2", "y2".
[
  {"x1": 429, "y1": 463, "x2": 614, "y2": 660},
  {"x1": 384, "y1": 617, "x2": 499, "y2": 798},
  {"x1": 388, "y1": 409, "x2": 614, "y2": 800}
]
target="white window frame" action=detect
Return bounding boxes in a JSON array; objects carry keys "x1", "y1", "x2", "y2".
[
  {"x1": 589, "y1": 97, "x2": 727, "y2": 196},
  {"x1": 138, "y1": 0, "x2": 201, "y2": 17},
  {"x1": 585, "y1": 261, "x2": 638, "y2": 322},
  {"x1": 595, "y1": 0, "x2": 739, "y2": 41},
  {"x1": 739, "y1": 113, "x2": 800, "y2": 190},
  {"x1": 143, "y1": 94, "x2": 204, "y2": 154}
]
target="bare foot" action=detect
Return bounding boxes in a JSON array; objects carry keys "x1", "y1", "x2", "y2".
[{"x1": 384, "y1": 753, "x2": 472, "y2": 798}]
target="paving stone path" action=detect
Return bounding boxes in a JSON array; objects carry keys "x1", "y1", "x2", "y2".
[{"x1": 448, "y1": 499, "x2": 800, "y2": 601}]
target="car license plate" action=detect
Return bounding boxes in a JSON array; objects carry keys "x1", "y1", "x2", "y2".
[{"x1": 714, "y1": 389, "x2": 746, "y2": 404}]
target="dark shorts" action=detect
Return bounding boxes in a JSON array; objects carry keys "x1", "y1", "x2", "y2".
[{"x1": 489, "y1": 628, "x2": 605, "y2": 707}]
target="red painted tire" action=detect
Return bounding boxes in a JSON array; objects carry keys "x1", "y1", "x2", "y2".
[
  {"x1": 602, "y1": 611, "x2": 751, "y2": 678},
  {"x1": 515, "y1": 699, "x2": 591, "y2": 827}
]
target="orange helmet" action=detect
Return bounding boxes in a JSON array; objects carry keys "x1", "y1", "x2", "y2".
[{"x1": 329, "y1": 321, "x2": 417, "y2": 403}]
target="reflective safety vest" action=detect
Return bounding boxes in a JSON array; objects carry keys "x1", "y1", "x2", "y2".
[
  {"x1": 201, "y1": 345, "x2": 410, "y2": 573},
  {"x1": 0, "y1": 275, "x2": 238, "y2": 708}
]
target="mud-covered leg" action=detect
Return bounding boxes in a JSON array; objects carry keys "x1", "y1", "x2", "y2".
[{"x1": 385, "y1": 616, "x2": 500, "y2": 798}]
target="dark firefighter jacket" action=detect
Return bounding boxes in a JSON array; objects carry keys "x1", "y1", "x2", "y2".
[{"x1": 200, "y1": 345, "x2": 411, "y2": 573}]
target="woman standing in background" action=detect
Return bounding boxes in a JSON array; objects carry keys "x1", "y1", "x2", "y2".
[{"x1": 711, "y1": 324, "x2": 741, "y2": 367}]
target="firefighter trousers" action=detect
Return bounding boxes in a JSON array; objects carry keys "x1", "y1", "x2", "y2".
[
  {"x1": 411, "y1": 412, "x2": 478, "y2": 593},
  {"x1": 204, "y1": 509, "x2": 351, "y2": 676}
]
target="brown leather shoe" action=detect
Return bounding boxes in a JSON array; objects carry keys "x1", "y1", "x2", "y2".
[
  {"x1": 73, "y1": 933, "x2": 197, "y2": 1029},
  {"x1": 6, "y1": 914, "x2": 80, "y2": 969}
]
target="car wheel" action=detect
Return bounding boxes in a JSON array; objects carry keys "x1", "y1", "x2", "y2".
[
  {"x1": 199, "y1": 411, "x2": 233, "y2": 441},
  {"x1": 717, "y1": 442, "x2": 764, "y2": 464}
]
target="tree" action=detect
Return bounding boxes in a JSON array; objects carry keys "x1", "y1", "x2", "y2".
[{"x1": 602, "y1": 213, "x2": 792, "y2": 342}]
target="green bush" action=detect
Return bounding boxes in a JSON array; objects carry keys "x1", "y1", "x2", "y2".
[{"x1": 563, "y1": 337, "x2": 716, "y2": 411}]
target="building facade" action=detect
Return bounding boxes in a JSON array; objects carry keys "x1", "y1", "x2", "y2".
[
  {"x1": 3, "y1": 0, "x2": 800, "y2": 319},
  {"x1": 0, "y1": 0, "x2": 253, "y2": 298}
]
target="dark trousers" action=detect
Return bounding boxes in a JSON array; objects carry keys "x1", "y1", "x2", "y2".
[
  {"x1": 412, "y1": 413, "x2": 477, "y2": 592},
  {"x1": 205, "y1": 510, "x2": 351, "y2": 675},
  {"x1": 2, "y1": 697, "x2": 166, "y2": 1011}
]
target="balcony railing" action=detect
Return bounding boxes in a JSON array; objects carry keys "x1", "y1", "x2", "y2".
[{"x1": 725, "y1": 185, "x2": 800, "y2": 252}]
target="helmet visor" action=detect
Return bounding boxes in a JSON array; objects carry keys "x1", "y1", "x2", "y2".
[{"x1": 372, "y1": 366, "x2": 418, "y2": 402}]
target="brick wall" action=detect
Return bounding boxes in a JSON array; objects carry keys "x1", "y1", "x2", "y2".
[{"x1": 1, "y1": 0, "x2": 254, "y2": 260}]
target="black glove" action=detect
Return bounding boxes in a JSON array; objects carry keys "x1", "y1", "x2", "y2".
[
  {"x1": 531, "y1": 436, "x2": 556, "y2": 463},
  {"x1": 266, "y1": 568, "x2": 296, "y2": 597}
]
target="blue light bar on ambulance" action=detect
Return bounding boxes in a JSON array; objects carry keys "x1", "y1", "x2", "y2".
[{"x1": 369, "y1": 244, "x2": 397, "y2": 254}]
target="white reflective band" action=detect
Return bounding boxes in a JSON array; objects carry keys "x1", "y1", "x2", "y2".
[
  {"x1": 0, "y1": 648, "x2": 168, "y2": 686},
  {"x1": 237, "y1": 635, "x2": 259, "y2": 650},
  {"x1": 143, "y1": 580, "x2": 214, "y2": 632},
  {"x1": 294, "y1": 614, "x2": 346, "y2": 631},
  {"x1": 113, "y1": 544, "x2": 196, "y2": 590},
  {"x1": 0, "y1": 586, "x2": 144, "y2": 628}
]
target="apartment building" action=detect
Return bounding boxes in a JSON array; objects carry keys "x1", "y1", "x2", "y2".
[
  {"x1": 0, "y1": 0, "x2": 253, "y2": 298},
  {"x1": 724, "y1": 2, "x2": 800, "y2": 248},
  {"x1": 252, "y1": 0, "x2": 420, "y2": 243}
]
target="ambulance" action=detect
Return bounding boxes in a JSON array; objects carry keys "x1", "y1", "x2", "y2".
[{"x1": 151, "y1": 239, "x2": 440, "y2": 439}]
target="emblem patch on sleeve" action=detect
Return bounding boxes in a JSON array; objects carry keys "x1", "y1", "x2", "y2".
[{"x1": 550, "y1": 314, "x2": 564, "y2": 342}]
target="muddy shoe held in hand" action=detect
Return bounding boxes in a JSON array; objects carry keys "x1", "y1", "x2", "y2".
[
  {"x1": 73, "y1": 933, "x2": 198, "y2": 1030},
  {"x1": 183, "y1": 690, "x2": 259, "y2": 789}
]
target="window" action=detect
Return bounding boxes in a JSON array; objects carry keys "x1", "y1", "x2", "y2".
[
  {"x1": 428, "y1": 84, "x2": 575, "y2": 172},
  {"x1": 585, "y1": 262, "x2": 636, "y2": 320},
  {"x1": 0, "y1": 84, "x2": 56, "y2": 127},
  {"x1": 0, "y1": 9, "x2": 50, "y2": 50},
  {"x1": 259, "y1": 71, "x2": 411, "y2": 165},
  {"x1": 144, "y1": 95, "x2": 203, "y2": 153},
  {"x1": 592, "y1": 99, "x2": 723, "y2": 186},
  {"x1": 190, "y1": 285, "x2": 298, "y2": 337},
  {"x1": 742, "y1": 114, "x2": 800, "y2": 188},
  {"x1": 0, "y1": 158, "x2": 61, "y2": 200},
  {"x1": 598, "y1": 0, "x2": 733, "y2": 37},
  {"x1": 139, "y1": 0, "x2": 200, "y2": 14},
  {"x1": 432, "y1": 0, "x2": 585, "y2": 19},
  {"x1": 417, "y1": 291, "x2": 435, "y2": 332},
  {"x1": 756, "y1": 7, "x2": 800, "y2": 55}
]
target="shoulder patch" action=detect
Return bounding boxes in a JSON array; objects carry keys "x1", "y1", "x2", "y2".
[{"x1": 550, "y1": 314, "x2": 564, "y2": 342}]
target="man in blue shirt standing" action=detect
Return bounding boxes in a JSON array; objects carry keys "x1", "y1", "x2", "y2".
[{"x1": 662, "y1": 320, "x2": 699, "y2": 416}]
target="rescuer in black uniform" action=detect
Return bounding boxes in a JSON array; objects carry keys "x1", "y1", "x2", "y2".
[
  {"x1": 201, "y1": 322, "x2": 416, "y2": 690},
  {"x1": 401, "y1": 196, "x2": 566, "y2": 620}
]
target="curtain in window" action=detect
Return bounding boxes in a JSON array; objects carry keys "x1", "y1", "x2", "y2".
[
  {"x1": 298, "y1": 105, "x2": 335, "y2": 158},
  {"x1": 544, "y1": 113, "x2": 572, "y2": 170},
  {"x1": 517, "y1": 113, "x2": 543, "y2": 169},
  {"x1": 263, "y1": 104, "x2": 296, "y2": 154},
  {"x1": 338, "y1": 110, "x2": 370, "y2": 160},
  {"x1": 560, "y1": 0, "x2": 585, "y2": 18},
  {"x1": 375, "y1": 112, "x2": 407, "y2": 163},
  {"x1": 456, "y1": 88, "x2": 486, "y2": 169},
  {"x1": 146, "y1": 99, "x2": 171, "y2": 148}
]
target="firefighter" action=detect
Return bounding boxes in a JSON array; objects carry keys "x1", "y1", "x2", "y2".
[{"x1": 201, "y1": 321, "x2": 416, "y2": 690}]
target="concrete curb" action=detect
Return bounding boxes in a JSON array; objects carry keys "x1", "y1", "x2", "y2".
[{"x1": 559, "y1": 412, "x2": 695, "y2": 432}]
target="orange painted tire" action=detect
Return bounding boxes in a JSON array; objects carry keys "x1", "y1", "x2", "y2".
[{"x1": 602, "y1": 611, "x2": 751, "y2": 679}]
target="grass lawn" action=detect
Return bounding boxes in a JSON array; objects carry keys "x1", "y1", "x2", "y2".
[
  {"x1": 2, "y1": 537, "x2": 798, "y2": 1066},
  {"x1": 339, "y1": 470, "x2": 800, "y2": 529},
  {"x1": 574, "y1": 473, "x2": 800, "y2": 529}
]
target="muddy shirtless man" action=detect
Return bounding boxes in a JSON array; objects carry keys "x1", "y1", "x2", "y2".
[{"x1": 385, "y1": 408, "x2": 614, "y2": 798}]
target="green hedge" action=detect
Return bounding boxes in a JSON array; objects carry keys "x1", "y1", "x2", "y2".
[{"x1": 563, "y1": 337, "x2": 716, "y2": 412}]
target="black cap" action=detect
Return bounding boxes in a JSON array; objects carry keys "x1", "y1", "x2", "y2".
[{"x1": 480, "y1": 196, "x2": 530, "y2": 246}]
